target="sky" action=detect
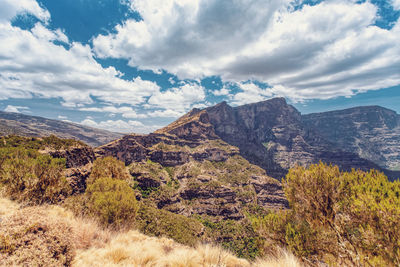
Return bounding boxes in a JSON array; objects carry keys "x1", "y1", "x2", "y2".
[{"x1": 0, "y1": 0, "x2": 399, "y2": 133}]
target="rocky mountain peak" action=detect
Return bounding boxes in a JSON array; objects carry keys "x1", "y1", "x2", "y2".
[{"x1": 155, "y1": 109, "x2": 218, "y2": 141}]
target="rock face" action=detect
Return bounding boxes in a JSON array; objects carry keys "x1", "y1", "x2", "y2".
[
  {"x1": 41, "y1": 144, "x2": 95, "y2": 194},
  {"x1": 303, "y1": 106, "x2": 400, "y2": 171},
  {"x1": 92, "y1": 98, "x2": 400, "y2": 219},
  {"x1": 205, "y1": 98, "x2": 395, "y2": 179},
  {"x1": 0, "y1": 111, "x2": 122, "y2": 147},
  {"x1": 95, "y1": 111, "x2": 288, "y2": 220}
]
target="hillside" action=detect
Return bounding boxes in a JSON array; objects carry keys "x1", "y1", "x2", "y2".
[
  {"x1": 0, "y1": 111, "x2": 122, "y2": 147},
  {"x1": 204, "y1": 98, "x2": 398, "y2": 180},
  {"x1": 303, "y1": 106, "x2": 400, "y2": 171},
  {"x1": 0, "y1": 197, "x2": 300, "y2": 267},
  {"x1": 95, "y1": 114, "x2": 288, "y2": 221}
]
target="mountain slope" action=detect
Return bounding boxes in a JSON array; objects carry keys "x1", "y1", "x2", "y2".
[
  {"x1": 303, "y1": 106, "x2": 400, "y2": 171},
  {"x1": 0, "y1": 111, "x2": 123, "y2": 147},
  {"x1": 205, "y1": 98, "x2": 393, "y2": 179},
  {"x1": 95, "y1": 112, "x2": 288, "y2": 220}
]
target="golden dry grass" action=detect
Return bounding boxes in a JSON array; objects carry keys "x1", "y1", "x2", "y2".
[
  {"x1": 74, "y1": 230, "x2": 302, "y2": 267},
  {"x1": 0, "y1": 197, "x2": 301, "y2": 267}
]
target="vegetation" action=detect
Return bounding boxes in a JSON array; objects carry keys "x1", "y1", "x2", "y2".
[
  {"x1": 1, "y1": 134, "x2": 399, "y2": 266},
  {"x1": 251, "y1": 162, "x2": 400, "y2": 266},
  {"x1": 136, "y1": 204, "x2": 205, "y2": 246},
  {"x1": 85, "y1": 177, "x2": 138, "y2": 229},
  {"x1": 0, "y1": 147, "x2": 70, "y2": 204},
  {"x1": 88, "y1": 156, "x2": 131, "y2": 185},
  {"x1": 1, "y1": 198, "x2": 301, "y2": 267},
  {"x1": 0, "y1": 134, "x2": 84, "y2": 150},
  {"x1": 200, "y1": 217, "x2": 264, "y2": 260}
]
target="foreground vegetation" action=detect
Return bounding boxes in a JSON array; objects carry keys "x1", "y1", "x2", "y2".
[
  {"x1": 0, "y1": 135, "x2": 399, "y2": 266},
  {"x1": 0, "y1": 197, "x2": 300, "y2": 266},
  {"x1": 251, "y1": 162, "x2": 400, "y2": 266}
]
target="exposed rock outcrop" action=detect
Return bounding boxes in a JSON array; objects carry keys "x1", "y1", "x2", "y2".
[
  {"x1": 303, "y1": 106, "x2": 400, "y2": 171},
  {"x1": 206, "y1": 98, "x2": 398, "y2": 180},
  {"x1": 95, "y1": 112, "x2": 288, "y2": 220}
]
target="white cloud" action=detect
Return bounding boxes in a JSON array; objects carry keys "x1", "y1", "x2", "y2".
[
  {"x1": 212, "y1": 88, "x2": 230, "y2": 96},
  {"x1": 4, "y1": 105, "x2": 29, "y2": 113},
  {"x1": 392, "y1": 0, "x2": 400, "y2": 10},
  {"x1": 230, "y1": 82, "x2": 273, "y2": 106},
  {"x1": 0, "y1": 0, "x2": 50, "y2": 22},
  {"x1": 79, "y1": 106, "x2": 147, "y2": 118},
  {"x1": 0, "y1": 19, "x2": 161, "y2": 107},
  {"x1": 147, "y1": 109, "x2": 184, "y2": 118},
  {"x1": 147, "y1": 83, "x2": 206, "y2": 112},
  {"x1": 31, "y1": 23, "x2": 68, "y2": 43},
  {"x1": 93, "y1": 0, "x2": 400, "y2": 101},
  {"x1": 79, "y1": 118, "x2": 161, "y2": 133},
  {"x1": 58, "y1": 115, "x2": 68, "y2": 120}
]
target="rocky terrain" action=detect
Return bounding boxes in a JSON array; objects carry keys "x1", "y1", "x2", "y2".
[
  {"x1": 303, "y1": 106, "x2": 400, "y2": 171},
  {"x1": 2, "y1": 98, "x2": 399, "y2": 221},
  {"x1": 95, "y1": 110, "x2": 288, "y2": 220},
  {"x1": 205, "y1": 98, "x2": 396, "y2": 179},
  {"x1": 0, "y1": 111, "x2": 122, "y2": 147}
]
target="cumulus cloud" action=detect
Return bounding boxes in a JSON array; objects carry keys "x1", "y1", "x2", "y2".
[
  {"x1": 212, "y1": 87, "x2": 230, "y2": 96},
  {"x1": 147, "y1": 83, "x2": 206, "y2": 112},
  {"x1": 93, "y1": 0, "x2": 400, "y2": 101},
  {"x1": 80, "y1": 118, "x2": 161, "y2": 133},
  {"x1": 0, "y1": 0, "x2": 50, "y2": 22},
  {"x1": 0, "y1": 1, "x2": 161, "y2": 108},
  {"x1": 392, "y1": 0, "x2": 400, "y2": 10},
  {"x1": 4, "y1": 105, "x2": 29, "y2": 113},
  {"x1": 230, "y1": 82, "x2": 273, "y2": 106},
  {"x1": 79, "y1": 106, "x2": 147, "y2": 119},
  {"x1": 147, "y1": 109, "x2": 184, "y2": 118}
]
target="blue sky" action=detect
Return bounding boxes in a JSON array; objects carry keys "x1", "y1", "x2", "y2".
[{"x1": 0, "y1": 0, "x2": 399, "y2": 133}]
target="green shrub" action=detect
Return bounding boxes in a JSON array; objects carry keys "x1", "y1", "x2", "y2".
[
  {"x1": 0, "y1": 147, "x2": 70, "y2": 204},
  {"x1": 200, "y1": 217, "x2": 263, "y2": 260},
  {"x1": 251, "y1": 162, "x2": 400, "y2": 266},
  {"x1": 0, "y1": 135, "x2": 83, "y2": 150},
  {"x1": 88, "y1": 157, "x2": 131, "y2": 185},
  {"x1": 136, "y1": 205, "x2": 204, "y2": 246},
  {"x1": 85, "y1": 177, "x2": 138, "y2": 229}
]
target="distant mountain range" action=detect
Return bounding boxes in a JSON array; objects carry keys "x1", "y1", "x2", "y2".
[
  {"x1": 0, "y1": 111, "x2": 122, "y2": 147},
  {"x1": 1, "y1": 98, "x2": 399, "y2": 180},
  {"x1": 204, "y1": 98, "x2": 400, "y2": 179}
]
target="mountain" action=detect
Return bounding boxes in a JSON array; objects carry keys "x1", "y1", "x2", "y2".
[
  {"x1": 205, "y1": 98, "x2": 398, "y2": 179},
  {"x1": 303, "y1": 106, "x2": 400, "y2": 171},
  {"x1": 95, "y1": 110, "x2": 288, "y2": 220},
  {"x1": 0, "y1": 111, "x2": 122, "y2": 147}
]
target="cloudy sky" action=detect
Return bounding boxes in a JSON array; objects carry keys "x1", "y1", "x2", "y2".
[{"x1": 0, "y1": 0, "x2": 399, "y2": 133}]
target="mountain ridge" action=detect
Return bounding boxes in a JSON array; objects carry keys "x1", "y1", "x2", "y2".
[
  {"x1": 0, "y1": 111, "x2": 123, "y2": 147},
  {"x1": 157, "y1": 98, "x2": 399, "y2": 180}
]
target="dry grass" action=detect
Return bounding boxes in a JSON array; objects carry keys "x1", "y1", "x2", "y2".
[
  {"x1": 0, "y1": 197, "x2": 109, "y2": 266},
  {"x1": 73, "y1": 231, "x2": 302, "y2": 267},
  {"x1": 254, "y1": 250, "x2": 302, "y2": 267},
  {"x1": 73, "y1": 230, "x2": 250, "y2": 267},
  {"x1": 0, "y1": 197, "x2": 302, "y2": 267}
]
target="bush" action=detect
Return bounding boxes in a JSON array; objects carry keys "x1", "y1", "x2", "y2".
[
  {"x1": 87, "y1": 157, "x2": 131, "y2": 185},
  {"x1": 251, "y1": 162, "x2": 400, "y2": 266},
  {"x1": 85, "y1": 177, "x2": 138, "y2": 229},
  {"x1": 0, "y1": 147, "x2": 70, "y2": 204},
  {"x1": 136, "y1": 205, "x2": 205, "y2": 246},
  {"x1": 0, "y1": 135, "x2": 84, "y2": 150},
  {"x1": 200, "y1": 217, "x2": 263, "y2": 260}
]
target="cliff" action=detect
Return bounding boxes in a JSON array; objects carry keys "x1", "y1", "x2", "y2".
[{"x1": 303, "y1": 106, "x2": 400, "y2": 171}]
